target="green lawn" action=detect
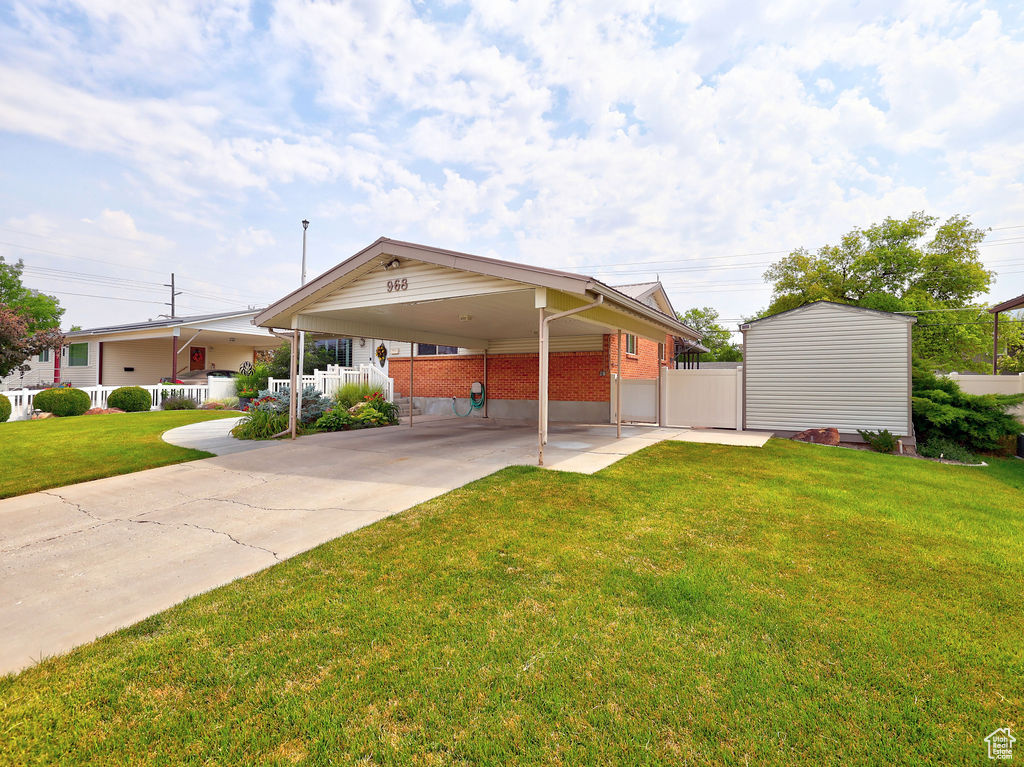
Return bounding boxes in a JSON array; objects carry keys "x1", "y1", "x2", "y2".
[
  {"x1": 0, "y1": 410, "x2": 242, "y2": 498},
  {"x1": 1, "y1": 440, "x2": 1022, "y2": 764}
]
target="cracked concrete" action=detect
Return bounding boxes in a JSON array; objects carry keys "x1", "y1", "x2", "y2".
[{"x1": 0, "y1": 417, "x2": 770, "y2": 675}]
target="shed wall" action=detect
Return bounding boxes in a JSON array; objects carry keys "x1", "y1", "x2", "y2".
[{"x1": 744, "y1": 304, "x2": 912, "y2": 436}]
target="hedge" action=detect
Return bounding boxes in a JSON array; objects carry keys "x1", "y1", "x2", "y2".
[
  {"x1": 32, "y1": 387, "x2": 91, "y2": 417},
  {"x1": 0, "y1": 393, "x2": 10, "y2": 423},
  {"x1": 107, "y1": 386, "x2": 152, "y2": 412}
]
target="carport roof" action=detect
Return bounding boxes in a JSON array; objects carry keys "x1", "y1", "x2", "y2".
[{"x1": 255, "y1": 237, "x2": 700, "y2": 342}]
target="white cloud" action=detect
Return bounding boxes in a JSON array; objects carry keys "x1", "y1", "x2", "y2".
[{"x1": 0, "y1": 0, "x2": 1022, "y2": 325}]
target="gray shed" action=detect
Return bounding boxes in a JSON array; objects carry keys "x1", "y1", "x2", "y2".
[{"x1": 740, "y1": 302, "x2": 916, "y2": 442}]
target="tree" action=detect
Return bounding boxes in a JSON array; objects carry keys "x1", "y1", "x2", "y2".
[
  {"x1": 266, "y1": 337, "x2": 337, "y2": 378},
  {"x1": 0, "y1": 256, "x2": 65, "y2": 378},
  {"x1": 762, "y1": 213, "x2": 994, "y2": 371},
  {"x1": 0, "y1": 256, "x2": 63, "y2": 333},
  {"x1": 0, "y1": 306, "x2": 65, "y2": 378},
  {"x1": 678, "y1": 307, "x2": 742, "y2": 361}
]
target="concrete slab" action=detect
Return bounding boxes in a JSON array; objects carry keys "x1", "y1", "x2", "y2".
[{"x1": 0, "y1": 417, "x2": 771, "y2": 675}]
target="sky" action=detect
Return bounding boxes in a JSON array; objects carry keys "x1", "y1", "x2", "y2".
[{"x1": 1, "y1": 0, "x2": 1023, "y2": 333}]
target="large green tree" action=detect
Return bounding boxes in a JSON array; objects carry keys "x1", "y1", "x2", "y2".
[
  {"x1": 678, "y1": 307, "x2": 742, "y2": 361},
  {"x1": 0, "y1": 257, "x2": 65, "y2": 378},
  {"x1": 762, "y1": 213, "x2": 994, "y2": 371},
  {"x1": 1, "y1": 256, "x2": 63, "y2": 332}
]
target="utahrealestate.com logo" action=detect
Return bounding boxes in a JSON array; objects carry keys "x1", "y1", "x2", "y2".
[{"x1": 985, "y1": 728, "x2": 1016, "y2": 760}]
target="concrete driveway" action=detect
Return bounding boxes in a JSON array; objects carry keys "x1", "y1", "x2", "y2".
[{"x1": 0, "y1": 417, "x2": 770, "y2": 675}]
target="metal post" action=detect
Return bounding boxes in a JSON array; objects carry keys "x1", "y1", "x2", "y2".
[
  {"x1": 409, "y1": 342, "x2": 414, "y2": 427},
  {"x1": 656, "y1": 341, "x2": 663, "y2": 427},
  {"x1": 170, "y1": 335, "x2": 178, "y2": 380},
  {"x1": 616, "y1": 329, "x2": 622, "y2": 439},
  {"x1": 994, "y1": 311, "x2": 1000, "y2": 374},
  {"x1": 482, "y1": 349, "x2": 488, "y2": 418},
  {"x1": 538, "y1": 308, "x2": 547, "y2": 465},
  {"x1": 289, "y1": 329, "x2": 298, "y2": 439}
]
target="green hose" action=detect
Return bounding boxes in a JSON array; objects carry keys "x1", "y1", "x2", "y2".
[{"x1": 452, "y1": 385, "x2": 486, "y2": 417}]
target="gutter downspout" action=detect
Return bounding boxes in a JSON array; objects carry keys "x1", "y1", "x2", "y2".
[{"x1": 537, "y1": 294, "x2": 604, "y2": 466}]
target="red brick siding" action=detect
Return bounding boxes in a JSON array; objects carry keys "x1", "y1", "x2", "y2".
[
  {"x1": 391, "y1": 332, "x2": 674, "y2": 401},
  {"x1": 390, "y1": 351, "x2": 610, "y2": 402},
  {"x1": 608, "y1": 333, "x2": 673, "y2": 379}
]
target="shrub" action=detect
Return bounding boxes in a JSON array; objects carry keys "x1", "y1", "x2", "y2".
[
  {"x1": 857, "y1": 428, "x2": 900, "y2": 453},
  {"x1": 161, "y1": 395, "x2": 197, "y2": 410},
  {"x1": 333, "y1": 383, "x2": 380, "y2": 410},
  {"x1": 106, "y1": 386, "x2": 152, "y2": 412},
  {"x1": 33, "y1": 387, "x2": 91, "y2": 417},
  {"x1": 912, "y1": 365, "x2": 1024, "y2": 452},
  {"x1": 314, "y1": 404, "x2": 392, "y2": 432},
  {"x1": 0, "y1": 393, "x2": 10, "y2": 423},
  {"x1": 247, "y1": 385, "x2": 330, "y2": 424},
  {"x1": 234, "y1": 363, "x2": 269, "y2": 397},
  {"x1": 918, "y1": 438, "x2": 979, "y2": 464},
  {"x1": 200, "y1": 397, "x2": 240, "y2": 410},
  {"x1": 231, "y1": 410, "x2": 290, "y2": 440}
]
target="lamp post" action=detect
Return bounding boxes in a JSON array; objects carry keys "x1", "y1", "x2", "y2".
[{"x1": 296, "y1": 219, "x2": 309, "y2": 428}]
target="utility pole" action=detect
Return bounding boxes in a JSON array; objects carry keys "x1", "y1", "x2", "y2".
[
  {"x1": 164, "y1": 273, "x2": 183, "y2": 318},
  {"x1": 296, "y1": 220, "x2": 309, "y2": 428}
]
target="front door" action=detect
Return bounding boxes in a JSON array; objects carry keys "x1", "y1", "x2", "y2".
[{"x1": 190, "y1": 346, "x2": 206, "y2": 371}]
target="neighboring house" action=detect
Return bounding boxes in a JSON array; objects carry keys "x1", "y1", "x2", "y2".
[
  {"x1": 740, "y1": 301, "x2": 916, "y2": 442},
  {"x1": 1, "y1": 310, "x2": 283, "y2": 390}
]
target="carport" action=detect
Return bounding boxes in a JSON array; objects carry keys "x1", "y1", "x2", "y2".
[{"x1": 254, "y1": 238, "x2": 700, "y2": 465}]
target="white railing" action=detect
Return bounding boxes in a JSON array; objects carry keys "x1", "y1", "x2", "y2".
[
  {"x1": 267, "y1": 365, "x2": 394, "y2": 402},
  {"x1": 4, "y1": 384, "x2": 210, "y2": 421}
]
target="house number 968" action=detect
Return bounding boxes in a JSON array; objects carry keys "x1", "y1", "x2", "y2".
[{"x1": 387, "y1": 278, "x2": 408, "y2": 292}]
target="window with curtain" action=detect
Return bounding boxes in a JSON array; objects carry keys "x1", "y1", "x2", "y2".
[
  {"x1": 68, "y1": 343, "x2": 88, "y2": 367},
  {"x1": 625, "y1": 334, "x2": 638, "y2": 355}
]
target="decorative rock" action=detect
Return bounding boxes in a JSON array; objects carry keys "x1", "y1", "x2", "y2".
[
  {"x1": 84, "y1": 407, "x2": 126, "y2": 415},
  {"x1": 792, "y1": 427, "x2": 840, "y2": 446},
  {"x1": 31, "y1": 412, "x2": 56, "y2": 419}
]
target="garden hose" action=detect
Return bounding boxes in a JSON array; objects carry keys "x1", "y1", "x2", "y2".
[{"x1": 452, "y1": 384, "x2": 486, "y2": 417}]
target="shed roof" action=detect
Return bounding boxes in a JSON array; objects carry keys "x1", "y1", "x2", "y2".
[{"x1": 739, "y1": 300, "x2": 917, "y2": 330}]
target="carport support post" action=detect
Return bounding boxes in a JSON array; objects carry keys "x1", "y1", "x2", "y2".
[
  {"x1": 409, "y1": 343, "x2": 414, "y2": 428},
  {"x1": 616, "y1": 329, "x2": 622, "y2": 439},
  {"x1": 482, "y1": 349, "x2": 488, "y2": 418},
  {"x1": 289, "y1": 329, "x2": 298, "y2": 439},
  {"x1": 538, "y1": 307, "x2": 548, "y2": 465},
  {"x1": 994, "y1": 311, "x2": 1000, "y2": 374}
]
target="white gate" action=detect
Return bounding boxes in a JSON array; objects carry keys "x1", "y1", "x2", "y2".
[
  {"x1": 662, "y1": 367, "x2": 742, "y2": 429},
  {"x1": 613, "y1": 376, "x2": 658, "y2": 423}
]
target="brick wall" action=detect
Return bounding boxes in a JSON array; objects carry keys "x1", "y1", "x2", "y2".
[
  {"x1": 608, "y1": 333, "x2": 674, "y2": 379},
  {"x1": 390, "y1": 332, "x2": 675, "y2": 401},
  {"x1": 390, "y1": 350, "x2": 611, "y2": 402}
]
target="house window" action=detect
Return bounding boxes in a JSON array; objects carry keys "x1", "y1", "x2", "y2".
[
  {"x1": 625, "y1": 334, "x2": 638, "y2": 355},
  {"x1": 315, "y1": 338, "x2": 353, "y2": 367},
  {"x1": 417, "y1": 344, "x2": 459, "y2": 355},
  {"x1": 68, "y1": 342, "x2": 88, "y2": 367},
  {"x1": 38, "y1": 348, "x2": 50, "y2": 362}
]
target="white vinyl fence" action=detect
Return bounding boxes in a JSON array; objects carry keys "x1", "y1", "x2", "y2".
[
  {"x1": 612, "y1": 375, "x2": 658, "y2": 423},
  {"x1": 4, "y1": 384, "x2": 210, "y2": 421},
  {"x1": 268, "y1": 364, "x2": 394, "y2": 402},
  {"x1": 661, "y1": 367, "x2": 743, "y2": 430},
  {"x1": 946, "y1": 372, "x2": 1024, "y2": 420}
]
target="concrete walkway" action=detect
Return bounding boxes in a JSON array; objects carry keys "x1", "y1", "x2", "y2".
[
  {"x1": 162, "y1": 416, "x2": 277, "y2": 456},
  {"x1": 0, "y1": 418, "x2": 770, "y2": 674}
]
